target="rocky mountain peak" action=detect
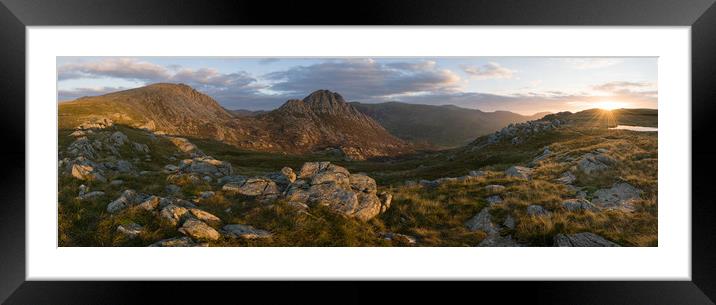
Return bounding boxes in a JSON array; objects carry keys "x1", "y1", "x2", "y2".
[{"x1": 302, "y1": 89, "x2": 354, "y2": 115}]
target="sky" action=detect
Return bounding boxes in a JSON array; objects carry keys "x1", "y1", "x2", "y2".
[{"x1": 56, "y1": 57, "x2": 657, "y2": 115}]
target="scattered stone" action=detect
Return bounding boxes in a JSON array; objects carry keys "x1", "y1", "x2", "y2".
[
  {"x1": 165, "y1": 184, "x2": 181, "y2": 195},
  {"x1": 167, "y1": 137, "x2": 204, "y2": 156},
  {"x1": 132, "y1": 142, "x2": 150, "y2": 153},
  {"x1": 485, "y1": 195, "x2": 503, "y2": 205},
  {"x1": 526, "y1": 204, "x2": 550, "y2": 216},
  {"x1": 484, "y1": 184, "x2": 506, "y2": 193},
  {"x1": 199, "y1": 191, "x2": 215, "y2": 199},
  {"x1": 159, "y1": 204, "x2": 190, "y2": 226},
  {"x1": 378, "y1": 191, "x2": 393, "y2": 213},
  {"x1": 381, "y1": 232, "x2": 417, "y2": 245},
  {"x1": 578, "y1": 152, "x2": 616, "y2": 174},
  {"x1": 189, "y1": 208, "x2": 222, "y2": 227},
  {"x1": 531, "y1": 146, "x2": 552, "y2": 164},
  {"x1": 465, "y1": 208, "x2": 498, "y2": 235},
  {"x1": 149, "y1": 236, "x2": 207, "y2": 247},
  {"x1": 562, "y1": 198, "x2": 598, "y2": 212},
  {"x1": 555, "y1": 171, "x2": 576, "y2": 184},
  {"x1": 136, "y1": 196, "x2": 161, "y2": 211},
  {"x1": 222, "y1": 224, "x2": 272, "y2": 239},
  {"x1": 115, "y1": 160, "x2": 134, "y2": 173},
  {"x1": 71, "y1": 163, "x2": 107, "y2": 182},
  {"x1": 110, "y1": 131, "x2": 128, "y2": 146},
  {"x1": 468, "y1": 170, "x2": 487, "y2": 177},
  {"x1": 505, "y1": 166, "x2": 533, "y2": 180},
  {"x1": 554, "y1": 232, "x2": 620, "y2": 247},
  {"x1": 117, "y1": 222, "x2": 143, "y2": 238},
  {"x1": 503, "y1": 215, "x2": 516, "y2": 230},
  {"x1": 110, "y1": 180, "x2": 124, "y2": 187},
  {"x1": 164, "y1": 164, "x2": 179, "y2": 173},
  {"x1": 78, "y1": 184, "x2": 89, "y2": 196},
  {"x1": 107, "y1": 190, "x2": 144, "y2": 213},
  {"x1": 77, "y1": 191, "x2": 105, "y2": 201},
  {"x1": 202, "y1": 176, "x2": 212, "y2": 182},
  {"x1": 179, "y1": 219, "x2": 220, "y2": 241},
  {"x1": 419, "y1": 179, "x2": 439, "y2": 188},
  {"x1": 591, "y1": 183, "x2": 642, "y2": 211},
  {"x1": 186, "y1": 156, "x2": 233, "y2": 177}
]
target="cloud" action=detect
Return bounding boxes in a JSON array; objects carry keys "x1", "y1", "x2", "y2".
[
  {"x1": 58, "y1": 58, "x2": 170, "y2": 82},
  {"x1": 58, "y1": 86, "x2": 129, "y2": 102},
  {"x1": 562, "y1": 58, "x2": 622, "y2": 69},
  {"x1": 461, "y1": 62, "x2": 515, "y2": 80},
  {"x1": 592, "y1": 81, "x2": 655, "y2": 94},
  {"x1": 264, "y1": 59, "x2": 461, "y2": 100}
]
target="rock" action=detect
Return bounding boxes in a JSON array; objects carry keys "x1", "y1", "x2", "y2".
[
  {"x1": 465, "y1": 208, "x2": 498, "y2": 234},
  {"x1": 503, "y1": 215, "x2": 516, "y2": 230},
  {"x1": 378, "y1": 191, "x2": 393, "y2": 213},
  {"x1": 227, "y1": 177, "x2": 279, "y2": 197},
  {"x1": 349, "y1": 173, "x2": 377, "y2": 194},
  {"x1": 562, "y1": 198, "x2": 598, "y2": 212},
  {"x1": 115, "y1": 160, "x2": 134, "y2": 173},
  {"x1": 310, "y1": 163, "x2": 350, "y2": 187},
  {"x1": 484, "y1": 184, "x2": 506, "y2": 193},
  {"x1": 555, "y1": 171, "x2": 576, "y2": 184},
  {"x1": 164, "y1": 164, "x2": 179, "y2": 173},
  {"x1": 531, "y1": 147, "x2": 552, "y2": 164},
  {"x1": 478, "y1": 234, "x2": 522, "y2": 247},
  {"x1": 67, "y1": 138, "x2": 98, "y2": 159},
  {"x1": 159, "y1": 204, "x2": 190, "y2": 226},
  {"x1": 298, "y1": 161, "x2": 331, "y2": 179},
  {"x1": 591, "y1": 183, "x2": 642, "y2": 211},
  {"x1": 136, "y1": 196, "x2": 161, "y2": 211},
  {"x1": 526, "y1": 204, "x2": 550, "y2": 216},
  {"x1": 110, "y1": 131, "x2": 128, "y2": 146},
  {"x1": 554, "y1": 232, "x2": 620, "y2": 247},
  {"x1": 287, "y1": 201, "x2": 309, "y2": 210},
  {"x1": 435, "y1": 177, "x2": 458, "y2": 184},
  {"x1": 266, "y1": 167, "x2": 296, "y2": 191},
  {"x1": 468, "y1": 170, "x2": 487, "y2": 177},
  {"x1": 381, "y1": 232, "x2": 417, "y2": 245},
  {"x1": 218, "y1": 175, "x2": 247, "y2": 185},
  {"x1": 106, "y1": 190, "x2": 143, "y2": 213},
  {"x1": 110, "y1": 179, "x2": 124, "y2": 186},
  {"x1": 419, "y1": 179, "x2": 439, "y2": 188},
  {"x1": 132, "y1": 142, "x2": 149, "y2": 153},
  {"x1": 485, "y1": 195, "x2": 503, "y2": 205},
  {"x1": 71, "y1": 163, "x2": 107, "y2": 182},
  {"x1": 189, "y1": 208, "x2": 222, "y2": 227},
  {"x1": 76, "y1": 191, "x2": 105, "y2": 201},
  {"x1": 116, "y1": 222, "x2": 143, "y2": 238},
  {"x1": 179, "y1": 219, "x2": 220, "y2": 241},
  {"x1": 222, "y1": 224, "x2": 272, "y2": 239},
  {"x1": 202, "y1": 176, "x2": 212, "y2": 182},
  {"x1": 149, "y1": 236, "x2": 207, "y2": 247},
  {"x1": 78, "y1": 184, "x2": 89, "y2": 196},
  {"x1": 505, "y1": 166, "x2": 533, "y2": 180},
  {"x1": 578, "y1": 152, "x2": 616, "y2": 174},
  {"x1": 167, "y1": 137, "x2": 204, "y2": 156},
  {"x1": 186, "y1": 156, "x2": 233, "y2": 177},
  {"x1": 78, "y1": 118, "x2": 113, "y2": 130},
  {"x1": 199, "y1": 191, "x2": 215, "y2": 199},
  {"x1": 165, "y1": 184, "x2": 181, "y2": 195}
]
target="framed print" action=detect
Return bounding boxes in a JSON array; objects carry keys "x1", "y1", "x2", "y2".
[{"x1": 2, "y1": 0, "x2": 716, "y2": 303}]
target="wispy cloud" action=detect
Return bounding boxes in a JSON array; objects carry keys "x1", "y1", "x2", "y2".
[
  {"x1": 562, "y1": 58, "x2": 622, "y2": 69},
  {"x1": 461, "y1": 62, "x2": 515, "y2": 80}
]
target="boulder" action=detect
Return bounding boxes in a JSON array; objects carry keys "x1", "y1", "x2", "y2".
[
  {"x1": 110, "y1": 131, "x2": 128, "y2": 146},
  {"x1": 485, "y1": 195, "x2": 503, "y2": 205},
  {"x1": 468, "y1": 170, "x2": 487, "y2": 177},
  {"x1": 503, "y1": 215, "x2": 516, "y2": 230},
  {"x1": 149, "y1": 236, "x2": 207, "y2": 247},
  {"x1": 562, "y1": 198, "x2": 598, "y2": 212},
  {"x1": 199, "y1": 191, "x2": 215, "y2": 199},
  {"x1": 116, "y1": 222, "x2": 143, "y2": 238},
  {"x1": 167, "y1": 137, "x2": 204, "y2": 156},
  {"x1": 554, "y1": 232, "x2": 620, "y2": 247},
  {"x1": 378, "y1": 191, "x2": 393, "y2": 213},
  {"x1": 159, "y1": 204, "x2": 190, "y2": 226},
  {"x1": 106, "y1": 190, "x2": 144, "y2": 213},
  {"x1": 578, "y1": 152, "x2": 616, "y2": 174},
  {"x1": 77, "y1": 191, "x2": 105, "y2": 201},
  {"x1": 110, "y1": 179, "x2": 124, "y2": 187},
  {"x1": 505, "y1": 166, "x2": 533, "y2": 180},
  {"x1": 189, "y1": 208, "x2": 222, "y2": 227},
  {"x1": 419, "y1": 179, "x2": 439, "y2": 188},
  {"x1": 349, "y1": 173, "x2": 378, "y2": 194},
  {"x1": 266, "y1": 167, "x2": 296, "y2": 191},
  {"x1": 165, "y1": 184, "x2": 181, "y2": 195},
  {"x1": 484, "y1": 184, "x2": 506, "y2": 193},
  {"x1": 136, "y1": 196, "x2": 161, "y2": 211},
  {"x1": 78, "y1": 184, "x2": 89, "y2": 196},
  {"x1": 222, "y1": 224, "x2": 272, "y2": 239},
  {"x1": 187, "y1": 157, "x2": 233, "y2": 177},
  {"x1": 526, "y1": 204, "x2": 550, "y2": 216},
  {"x1": 223, "y1": 177, "x2": 279, "y2": 198},
  {"x1": 115, "y1": 160, "x2": 134, "y2": 173},
  {"x1": 465, "y1": 208, "x2": 498, "y2": 235},
  {"x1": 178, "y1": 219, "x2": 220, "y2": 241},
  {"x1": 591, "y1": 183, "x2": 642, "y2": 210},
  {"x1": 71, "y1": 163, "x2": 107, "y2": 182},
  {"x1": 67, "y1": 137, "x2": 98, "y2": 159},
  {"x1": 132, "y1": 142, "x2": 150, "y2": 153},
  {"x1": 555, "y1": 171, "x2": 576, "y2": 184}
]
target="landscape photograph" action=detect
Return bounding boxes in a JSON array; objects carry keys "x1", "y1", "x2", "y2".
[{"x1": 57, "y1": 56, "x2": 658, "y2": 247}]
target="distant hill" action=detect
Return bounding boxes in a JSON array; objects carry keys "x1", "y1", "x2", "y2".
[
  {"x1": 543, "y1": 108, "x2": 658, "y2": 128},
  {"x1": 59, "y1": 84, "x2": 410, "y2": 159},
  {"x1": 230, "y1": 109, "x2": 267, "y2": 117},
  {"x1": 351, "y1": 101, "x2": 549, "y2": 148}
]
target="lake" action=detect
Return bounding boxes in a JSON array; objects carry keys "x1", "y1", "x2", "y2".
[{"x1": 609, "y1": 125, "x2": 658, "y2": 132}]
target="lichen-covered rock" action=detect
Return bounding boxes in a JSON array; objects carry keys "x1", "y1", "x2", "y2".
[
  {"x1": 562, "y1": 198, "x2": 598, "y2": 212},
  {"x1": 117, "y1": 222, "x2": 143, "y2": 238},
  {"x1": 223, "y1": 177, "x2": 279, "y2": 199},
  {"x1": 71, "y1": 163, "x2": 107, "y2": 182},
  {"x1": 578, "y1": 152, "x2": 616, "y2": 174},
  {"x1": 505, "y1": 166, "x2": 533, "y2": 180},
  {"x1": 484, "y1": 184, "x2": 506, "y2": 193},
  {"x1": 485, "y1": 195, "x2": 503, "y2": 205},
  {"x1": 478, "y1": 234, "x2": 522, "y2": 247},
  {"x1": 465, "y1": 208, "x2": 498, "y2": 235},
  {"x1": 222, "y1": 224, "x2": 272, "y2": 239},
  {"x1": 107, "y1": 190, "x2": 144, "y2": 213},
  {"x1": 110, "y1": 131, "x2": 128, "y2": 146},
  {"x1": 77, "y1": 191, "x2": 105, "y2": 201},
  {"x1": 349, "y1": 173, "x2": 377, "y2": 194},
  {"x1": 136, "y1": 196, "x2": 161, "y2": 211},
  {"x1": 526, "y1": 204, "x2": 550, "y2": 216},
  {"x1": 378, "y1": 191, "x2": 393, "y2": 213},
  {"x1": 591, "y1": 183, "x2": 642, "y2": 211},
  {"x1": 380, "y1": 232, "x2": 417, "y2": 245},
  {"x1": 554, "y1": 232, "x2": 620, "y2": 247},
  {"x1": 189, "y1": 208, "x2": 221, "y2": 227},
  {"x1": 159, "y1": 204, "x2": 190, "y2": 226},
  {"x1": 149, "y1": 236, "x2": 207, "y2": 247},
  {"x1": 555, "y1": 171, "x2": 577, "y2": 184},
  {"x1": 179, "y1": 219, "x2": 220, "y2": 241}
]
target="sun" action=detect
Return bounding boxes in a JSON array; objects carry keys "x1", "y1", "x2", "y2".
[{"x1": 594, "y1": 100, "x2": 626, "y2": 111}]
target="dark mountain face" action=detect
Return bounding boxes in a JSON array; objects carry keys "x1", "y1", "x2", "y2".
[
  {"x1": 351, "y1": 102, "x2": 549, "y2": 148},
  {"x1": 59, "y1": 84, "x2": 410, "y2": 159}
]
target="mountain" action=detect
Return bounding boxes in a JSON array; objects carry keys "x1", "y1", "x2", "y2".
[
  {"x1": 256, "y1": 90, "x2": 409, "y2": 159},
  {"x1": 351, "y1": 101, "x2": 550, "y2": 148},
  {"x1": 230, "y1": 109, "x2": 267, "y2": 117},
  {"x1": 59, "y1": 84, "x2": 410, "y2": 159},
  {"x1": 542, "y1": 108, "x2": 658, "y2": 127}
]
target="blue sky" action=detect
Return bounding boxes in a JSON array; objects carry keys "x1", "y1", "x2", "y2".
[{"x1": 57, "y1": 57, "x2": 657, "y2": 115}]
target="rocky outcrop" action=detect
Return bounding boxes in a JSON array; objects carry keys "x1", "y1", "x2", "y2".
[
  {"x1": 471, "y1": 118, "x2": 563, "y2": 150},
  {"x1": 222, "y1": 224, "x2": 272, "y2": 239},
  {"x1": 107, "y1": 190, "x2": 147, "y2": 213},
  {"x1": 592, "y1": 183, "x2": 642, "y2": 211},
  {"x1": 578, "y1": 151, "x2": 616, "y2": 174},
  {"x1": 178, "y1": 156, "x2": 233, "y2": 177},
  {"x1": 554, "y1": 232, "x2": 620, "y2": 247},
  {"x1": 555, "y1": 171, "x2": 576, "y2": 184},
  {"x1": 465, "y1": 208, "x2": 522, "y2": 247},
  {"x1": 505, "y1": 166, "x2": 533, "y2": 180},
  {"x1": 223, "y1": 177, "x2": 279, "y2": 199},
  {"x1": 179, "y1": 219, "x2": 220, "y2": 241},
  {"x1": 562, "y1": 198, "x2": 598, "y2": 212}
]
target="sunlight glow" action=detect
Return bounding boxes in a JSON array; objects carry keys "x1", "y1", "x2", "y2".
[{"x1": 594, "y1": 100, "x2": 627, "y2": 111}]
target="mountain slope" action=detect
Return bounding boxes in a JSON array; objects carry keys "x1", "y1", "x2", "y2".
[
  {"x1": 351, "y1": 101, "x2": 549, "y2": 148},
  {"x1": 59, "y1": 84, "x2": 410, "y2": 159}
]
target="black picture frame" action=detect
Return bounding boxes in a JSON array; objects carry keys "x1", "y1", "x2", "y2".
[{"x1": 1, "y1": 0, "x2": 715, "y2": 303}]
